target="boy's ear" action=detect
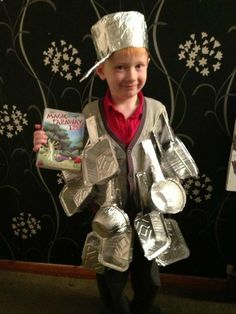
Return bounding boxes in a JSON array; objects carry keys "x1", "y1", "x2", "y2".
[{"x1": 96, "y1": 64, "x2": 106, "y2": 80}]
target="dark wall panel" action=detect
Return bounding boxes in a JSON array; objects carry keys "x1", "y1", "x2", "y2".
[{"x1": 0, "y1": 0, "x2": 236, "y2": 279}]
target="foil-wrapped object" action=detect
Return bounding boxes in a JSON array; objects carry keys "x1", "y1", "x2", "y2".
[
  {"x1": 80, "y1": 11, "x2": 148, "y2": 81},
  {"x1": 59, "y1": 179, "x2": 94, "y2": 216},
  {"x1": 82, "y1": 135, "x2": 119, "y2": 186},
  {"x1": 142, "y1": 139, "x2": 186, "y2": 214},
  {"x1": 98, "y1": 228, "x2": 133, "y2": 272},
  {"x1": 161, "y1": 137, "x2": 199, "y2": 180},
  {"x1": 84, "y1": 178, "x2": 133, "y2": 272},
  {"x1": 81, "y1": 231, "x2": 105, "y2": 274},
  {"x1": 150, "y1": 178, "x2": 186, "y2": 214},
  {"x1": 92, "y1": 205, "x2": 130, "y2": 238},
  {"x1": 152, "y1": 112, "x2": 199, "y2": 180},
  {"x1": 134, "y1": 211, "x2": 170, "y2": 260},
  {"x1": 82, "y1": 229, "x2": 133, "y2": 273},
  {"x1": 82, "y1": 116, "x2": 119, "y2": 186},
  {"x1": 61, "y1": 170, "x2": 81, "y2": 183},
  {"x1": 92, "y1": 178, "x2": 130, "y2": 238},
  {"x1": 136, "y1": 171, "x2": 150, "y2": 212},
  {"x1": 59, "y1": 181, "x2": 81, "y2": 217},
  {"x1": 73, "y1": 184, "x2": 94, "y2": 208},
  {"x1": 155, "y1": 219, "x2": 190, "y2": 266}
]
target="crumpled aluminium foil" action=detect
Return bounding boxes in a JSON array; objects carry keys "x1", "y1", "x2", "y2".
[{"x1": 80, "y1": 11, "x2": 148, "y2": 81}]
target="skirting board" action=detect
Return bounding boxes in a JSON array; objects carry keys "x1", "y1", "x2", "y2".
[{"x1": 0, "y1": 259, "x2": 233, "y2": 296}]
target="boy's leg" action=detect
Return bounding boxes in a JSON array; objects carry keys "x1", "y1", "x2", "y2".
[
  {"x1": 96, "y1": 268, "x2": 130, "y2": 314},
  {"x1": 129, "y1": 233, "x2": 161, "y2": 314}
]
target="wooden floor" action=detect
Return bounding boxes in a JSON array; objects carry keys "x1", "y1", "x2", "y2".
[{"x1": 0, "y1": 260, "x2": 236, "y2": 314}]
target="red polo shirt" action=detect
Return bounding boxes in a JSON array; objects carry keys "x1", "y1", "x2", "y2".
[{"x1": 103, "y1": 90, "x2": 144, "y2": 146}]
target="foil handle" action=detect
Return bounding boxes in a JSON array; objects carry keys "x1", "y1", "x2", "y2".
[
  {"x1": 136, "y1": 171, "x2": 149, "y2": 213},
  {"x1": 103, "y1": 177, "x2": 122, "y2": 207},
  {"x1": 142, "y1": 139, "x2": 165, "y2": 183},
  {"x1": 86, "y1": 115, "x2": 99, "y2": 144}
]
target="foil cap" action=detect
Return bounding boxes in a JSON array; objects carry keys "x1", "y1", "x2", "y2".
[{"x1": 80, "y1": 11, "x2": 148, "y2": 82}]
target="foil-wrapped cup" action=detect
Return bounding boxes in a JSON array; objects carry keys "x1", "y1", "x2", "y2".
[
  {"x1": 155, "y1": 219, "x2": 190, "y2": 266},
  {"x1": 151, "y1": 178, "x2": 186, "y2": 214},
  {"x1": 141, "y1": 139, "x2": 186, "y2": 214},
  {"x1": 92, "y1": 205, "x2": 130, "y2": 238},
  {"x1": 134, "y1": 211, "x2": 170, "y2": 260}
]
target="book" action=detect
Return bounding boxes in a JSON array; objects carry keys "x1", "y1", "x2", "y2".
[
  {"x1": 226, "y1": 120, "x2": 236, "y2": 191},
  {"x1": 36, "y1": 108, "x2": 85, "y2": 171}
]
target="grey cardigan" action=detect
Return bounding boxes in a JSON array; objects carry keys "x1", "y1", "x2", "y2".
[{"x1": 82, "y1": 97, "x2": 168, "y2": 213}]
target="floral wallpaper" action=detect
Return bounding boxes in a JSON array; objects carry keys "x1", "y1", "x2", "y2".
[{"x1": 0, "y1": 0, "x2": 236, "y2": 279}]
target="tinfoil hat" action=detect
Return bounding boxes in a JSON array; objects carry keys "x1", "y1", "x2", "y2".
[{"x1": 80, "y1": 11, "x2": 148, "y2": 82}]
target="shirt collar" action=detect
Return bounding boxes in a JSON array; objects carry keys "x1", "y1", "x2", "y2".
[{"x1": 103, "y1": 89, "x2": 144, "y2": 118}]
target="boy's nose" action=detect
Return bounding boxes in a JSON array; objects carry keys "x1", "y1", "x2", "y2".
[{"x1": 126, "y1": 67, "x2": 136, "y2": 80}]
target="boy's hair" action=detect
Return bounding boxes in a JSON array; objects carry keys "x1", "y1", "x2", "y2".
[{"x1": 113, "y1": 47, "x2": 149, "y2": 58}]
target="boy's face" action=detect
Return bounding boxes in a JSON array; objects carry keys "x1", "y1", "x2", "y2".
[{"x1": 96, "y1": 48, "x2": 149, "y2": 103}]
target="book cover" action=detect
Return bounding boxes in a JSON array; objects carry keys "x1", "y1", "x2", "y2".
[
  {"x1": 36, "y1": 108, "x2": 85, "y2": 171},
  {"x1": 226, "y1": 120, "x2": 236, "y2": 191}
]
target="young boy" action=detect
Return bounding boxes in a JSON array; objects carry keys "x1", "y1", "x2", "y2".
[{"x1": 33, "y1": 11, "x2": 197, "y2": 314}]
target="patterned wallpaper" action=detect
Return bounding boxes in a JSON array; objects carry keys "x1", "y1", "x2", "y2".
[{"x1": 0, "y1": 0, "x2": 236, "y2": 278}]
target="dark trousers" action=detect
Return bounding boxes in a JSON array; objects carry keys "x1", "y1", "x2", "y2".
[{"x1": 96, "y1": 232, "x2": 161, "y2": 314}]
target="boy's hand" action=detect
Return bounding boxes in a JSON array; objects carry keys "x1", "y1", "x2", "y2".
[{"x1": 33, "y1": 124, "x2": 48, "y2": 152}]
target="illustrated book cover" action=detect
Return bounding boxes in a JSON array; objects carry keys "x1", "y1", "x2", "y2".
[
  {"x1": 36, "y1": 108, "x2": 85, "y2": 171},
  {"x1": 226, "y1": 119, "x2": 236, "y2": 191}
]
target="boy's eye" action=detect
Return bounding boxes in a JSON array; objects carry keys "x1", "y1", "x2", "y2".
[
  {"x1": 136, "y1": 64, "x2": 144, "y2": 69},
  {"x1": 114, "y1": 63, "x2": 146, "y2": 71},
  {"x1": 115, "y1": 65, "x2": 125, "y2": 70}
]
